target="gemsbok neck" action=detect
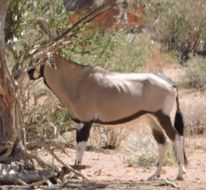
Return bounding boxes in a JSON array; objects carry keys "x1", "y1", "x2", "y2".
[{"x1": 52, "y1": 54, "x2": 89, "y2": 72}]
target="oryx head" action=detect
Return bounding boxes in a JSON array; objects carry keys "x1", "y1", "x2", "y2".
[
  {"x1": 27, "y1": 63, "x2": 44, "y2": 80},
  {"x1": 27, "y1": 52, "x2": 56, "y2": 80}
]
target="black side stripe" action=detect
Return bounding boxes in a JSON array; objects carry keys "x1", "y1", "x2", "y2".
[
  {"x1": 96, "y1": 110, "x2": 149, "y2": 125},
  {"x1": 72, "y1": 110, "x2": 149, "y2": 125}
]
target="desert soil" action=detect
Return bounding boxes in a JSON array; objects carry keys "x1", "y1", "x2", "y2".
[{"x1": 35, "y1": 134, "x2": 206, "y2": 190}]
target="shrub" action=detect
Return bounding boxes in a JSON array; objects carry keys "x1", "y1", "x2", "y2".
[
  {"x1": 123, "y1": 133, "x2": 157, "y2": 168},
  {"x1": 181, "y1": 96, "x2": 206, "y2": 136},
  {"x1": 123, "y1": 131, "x2": 176, "y2": 168},
  {"x1": 90, "y1": 126, "x2": 128, "y2": 149},
  {"x1": 145, "y1": 0, "x2": 206, "y2": 58},
  {"x1": 180, "y1": 57, "x2": 206, "y2": 91}
]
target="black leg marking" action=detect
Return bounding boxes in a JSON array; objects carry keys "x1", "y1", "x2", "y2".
[
  {"x1": 152, "y1": 129, "x2": 166, "y2": 145},
  {"x1": 76, "y1": 122, "x2": 92, "y2": 143},
  {"x1": 154, "y1": 111, "x2": 177, "y2": 141},
  {"x1": 174, "y1": 110, "x2": 185, "y2": 136},
  {"x1": 75, "y1": 122, "x2": 92, "y2": 165}
]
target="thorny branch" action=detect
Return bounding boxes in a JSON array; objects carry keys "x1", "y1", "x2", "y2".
[{"x1": 26, "y1": 141, "x2": 89, "y2": 181}]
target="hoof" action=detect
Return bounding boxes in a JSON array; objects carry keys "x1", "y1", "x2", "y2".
[
  {"x1": 183, "y1": 168, "x2": 187, "y2": 174},
  {"x1": 71, "y1": 173, "x2": 81, "y2": 179},
  {"x1": 148, "y1": 175, "x2": 160, "y2": 181},
  {"x1": 176, "y1": 175, "x2": 184, "y2": 181}
]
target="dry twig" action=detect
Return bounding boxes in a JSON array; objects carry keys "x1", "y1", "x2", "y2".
[{"x1": 26, "y1": 141, "x2": 89, "y2": 181}]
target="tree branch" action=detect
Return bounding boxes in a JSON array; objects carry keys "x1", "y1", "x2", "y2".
[
  {"x1": 26, "y1": 141, "x2": 89, "y2": 181},
  {"x1": 28, "y1": 2, "x2": 119, "y2": 59}
]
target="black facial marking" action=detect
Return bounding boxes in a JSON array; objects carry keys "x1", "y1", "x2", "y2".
[
  {"x1": 0, "y1": 148, "x2": 8, "y2": 156},
  {"x1": 40, "y1": 64, "x2": 45, "y2": 77},
  {"x1": 36, "y1": 57, "x2": 40, "y2": 63},
  {"x1": 27, "y1": 67, "x2": 37, "y2": 80},
  {"x1": 27, "y1": 65, "x2": 44, "y2": 80}
]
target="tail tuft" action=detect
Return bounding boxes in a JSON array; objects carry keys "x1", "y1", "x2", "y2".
[
  {"x1": 174, "y1": 110, "x2": 184, "y2": 136},
  {"x1": 175, "y1": 96, "x2": 188, "y2": 166}
]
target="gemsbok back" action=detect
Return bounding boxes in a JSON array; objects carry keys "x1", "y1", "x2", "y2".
[{"x1": 21, "y1": 53, "x2": 187, "y2": 180}]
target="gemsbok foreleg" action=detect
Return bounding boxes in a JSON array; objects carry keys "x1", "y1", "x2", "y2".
[
  {"x1": 155, "y1": 111, "x2": 186, "y2": 180},
  {"x1": 75, "y1": 122, "x2": 92, "y2": 165}
]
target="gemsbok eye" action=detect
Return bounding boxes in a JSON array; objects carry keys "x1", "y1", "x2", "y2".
[{"x1": 35, "y1": 58, "x2": 41, "y2": 64}]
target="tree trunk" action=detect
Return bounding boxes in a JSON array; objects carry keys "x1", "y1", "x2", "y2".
[
  {"x1": 0, "y1": 2, "x2": 84, "y2": 186},
  {"x1": 0, "y1": 0, "x2": 25, "y2": 163}
]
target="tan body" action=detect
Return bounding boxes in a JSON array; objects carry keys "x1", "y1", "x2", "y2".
[
  {"x1": 24, "y1": 53, "x2": 187, "y2": 180},
  {"x1": 44, "y1": 55, "x2": 176, "y2": 124}
]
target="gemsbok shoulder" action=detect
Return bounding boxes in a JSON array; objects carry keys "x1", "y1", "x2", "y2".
[{"x1": 20, "y1": 53, "x2": 187, "y2": 180}]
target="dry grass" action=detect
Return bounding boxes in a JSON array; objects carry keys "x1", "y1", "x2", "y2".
[
  {"x1": 123, "y1": 132, "x2": 158, "y2": 168},
  {"x1": 89, "y1": 126, "x2": 128, "y2": 150},
  {"x1": 145, "y1": 0, "x2": 206, "y2": 54},
  {"x1": 180, "y1": 57, "x2": 206, "y2": 91},
  {"x1": 119, "y1": 125, "x2": 176, "y2": 168},
  {"x1": 180, "y1": 93, "x2": 206, "y2": 136}
]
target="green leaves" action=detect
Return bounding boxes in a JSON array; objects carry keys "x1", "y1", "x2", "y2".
[
  {"x1": 60, "y1": 31, "x2": 143, "y2": 72},
  {"x1": 6, "y1": 0, "x2": 69, "y2": 70},
  {"x1": 181, "y1": 57, "x2": 206, "y2": 91},
  {"x1": 6, "y1": 1, "x2": 145, "y2": 73}
]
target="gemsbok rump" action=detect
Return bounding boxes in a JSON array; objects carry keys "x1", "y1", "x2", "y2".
[{"x1": 22, "y1": 53, "x2": 187, "y2": 180}]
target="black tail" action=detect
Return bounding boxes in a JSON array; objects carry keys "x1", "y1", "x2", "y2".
[
  {"x1": 174, "y1": 107, "x2": 184, "y2": 136},
  {"x1": 174, "y1": 95, "x2": 188, "y2": 165}
]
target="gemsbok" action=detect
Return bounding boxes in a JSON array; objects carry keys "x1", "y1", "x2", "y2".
[{"x1": 21, "y1": 53, "x2": 187, "y2": 180}]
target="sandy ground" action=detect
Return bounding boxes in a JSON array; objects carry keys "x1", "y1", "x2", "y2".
[{"x1": 36, "y1": 135, "x2": 206, "y2": 190}]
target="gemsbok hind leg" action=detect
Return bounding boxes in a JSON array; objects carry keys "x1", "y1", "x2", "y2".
[
  {"x1": 174, "y1": 133, "x2": 186, "y2": 180},
  {"x1": 155, "y1": 112, "x2": 186, "y2": 180},
  {"x1": 147, "y1": 116, "x2": 168, "y2": 180},
  {"x1": 75, "y1": 122, "x2": 92, "y2": 165}
]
